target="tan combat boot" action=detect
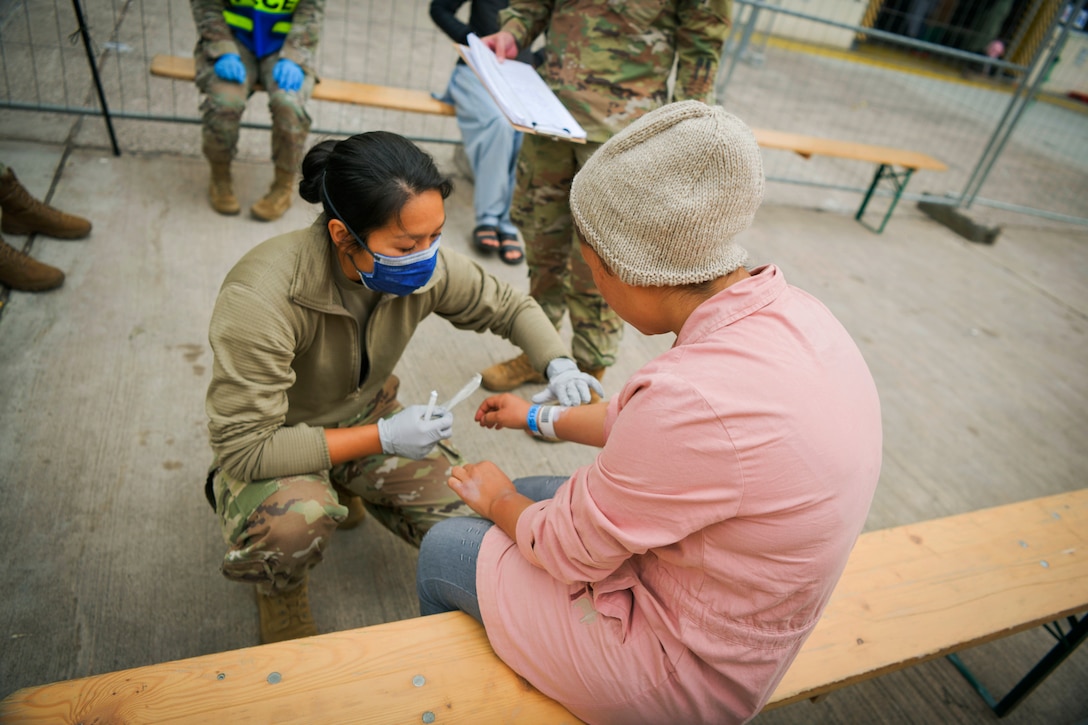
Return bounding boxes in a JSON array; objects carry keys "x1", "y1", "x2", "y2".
[
  {"x1": 250, "y1": 168, "x2": 295, "y2": 221},
  {"x1": 0, "y1": 234, "x2": 64, "y2": 291},
  {"x1": 208, "y1": 162, "x2": 240, "y2": 215},
  {"x1": 480, "y1": 352, "x2": 546, "y2": 392},
  {"x1": 0, "y1": 168, "x2": 91, "y2": 239},
  {"x1": 257, "y1": 577, "x2": 319, "y2": 644}
]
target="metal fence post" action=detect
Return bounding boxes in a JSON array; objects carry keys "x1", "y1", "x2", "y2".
[
  {"x1": 71, "y1": 0, "x2": 120, "y2": 156},
  {"x1": 957, "y1": 0, "x2": 1085, "y2": 210}
]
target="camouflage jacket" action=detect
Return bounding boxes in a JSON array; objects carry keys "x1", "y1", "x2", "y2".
[
  {"x1": 207, "y1": 221, "x2": 567, "y2": 481},
  {"x1": 499, "y1": 0, "x2": 731, "y2": 142},
  {"x1": 190, "y1": 0, "x2": 325, "y2": 74}
]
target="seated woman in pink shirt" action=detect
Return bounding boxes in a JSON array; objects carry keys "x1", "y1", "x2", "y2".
[{"x1": 416, "y1": 101, "x2": 883, "y2": 725}]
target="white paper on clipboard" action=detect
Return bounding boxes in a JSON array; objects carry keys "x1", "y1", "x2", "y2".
[{"x1": 458, "y1": 34, "x2": 587, "y2": 142}]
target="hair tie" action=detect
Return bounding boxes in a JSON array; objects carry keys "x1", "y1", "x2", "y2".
[
  {"x1": 320, "y1": 169, "x2": 341, "y2": 220},
  {"x1": 321, "y1": 168, "x2": 369, "y2": 251}
]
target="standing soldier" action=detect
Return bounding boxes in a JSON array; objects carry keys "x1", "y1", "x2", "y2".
[
  {"x1": 479, "y1": 1, "x2": 732, "y2": 397},
  {"x1": 190, "y1": 0, "x2": 325, "y2": 221},
  {"x1": 429, "y1": 0, "x2": 535, "y2": 267}
]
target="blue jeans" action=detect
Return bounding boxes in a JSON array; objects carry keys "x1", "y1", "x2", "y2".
[
  {"x1": 443, "y1": 63, "x2": 522, "y2": 237},
  {"x1": 416, "y1": 475, "x2": 567, "y2": 622}
]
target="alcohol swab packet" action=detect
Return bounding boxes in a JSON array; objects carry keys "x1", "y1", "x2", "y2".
[{"x1": 440, "y1": 373, "x2": 483, "y2": 412}]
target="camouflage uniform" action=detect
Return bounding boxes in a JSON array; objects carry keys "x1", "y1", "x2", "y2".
[
  {"x1": 500, "y1": 0, "x2": 731, "y2": 370},
  {"x1": 212, "y1": 375, "x2": 475, "y2": 595},
  {"x1": 190, "y1": 0, "x2": 325, "y2": 174}
]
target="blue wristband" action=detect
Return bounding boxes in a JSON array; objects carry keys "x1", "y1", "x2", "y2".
[{"x1": 526, "y1": 404, "x2": 541, "y2": 434}]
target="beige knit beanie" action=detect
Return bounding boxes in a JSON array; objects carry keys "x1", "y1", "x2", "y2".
[{"x1": 570, "y1": 100, "x2": 765, "y2": 287}]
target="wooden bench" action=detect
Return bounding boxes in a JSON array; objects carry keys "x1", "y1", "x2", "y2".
[
  {"x1": 767, "y1": 487, "x2": 1087, "y2": 714},
  {"x1": 149, "y1": 54, "x2": 455, "y2": 117},
  {"x1": 4, "y1": 491, "x2": 1083, "y2": 723},
  {"x1": 750, "y1": 127, "x2": 948, "y2": 234}
]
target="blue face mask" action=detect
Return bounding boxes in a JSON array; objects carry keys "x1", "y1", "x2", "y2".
[
  {"x1": 352, "y1": 236, "x2": 441, "y2": 296},
  {"x1": 322, "y1": 173, "x2": 441, "y2": 296}
]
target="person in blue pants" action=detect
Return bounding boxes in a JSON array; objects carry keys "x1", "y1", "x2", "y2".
[{"x1": 430, "y1": 0, "x2": 535, "y2": 265}]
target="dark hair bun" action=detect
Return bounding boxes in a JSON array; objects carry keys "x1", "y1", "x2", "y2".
[{"x1": 298, "y1": 139, "x2": 337, "y2": 204}]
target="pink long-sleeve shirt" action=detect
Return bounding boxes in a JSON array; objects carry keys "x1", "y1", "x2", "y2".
[{"x1": 477, "y1": 265, "x2": 883, "y2": 724}]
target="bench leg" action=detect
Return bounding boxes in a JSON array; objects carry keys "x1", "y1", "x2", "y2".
[
  {"x1": 946, "y1": 612, "x2": 1088, "y2": 717},
  {"x1": 856, "y1": 164, "x2": 913, "y2": 234}
]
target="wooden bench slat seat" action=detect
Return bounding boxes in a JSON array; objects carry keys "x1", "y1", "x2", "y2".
[
  {"x1": 752, "y1": 128, "x2": 948, "y2": 172},
  {"x1": 749, "y1": 127, "x2": 948, "y2": 234},
  {"x1": 3, "y1": 489, "x2": 1084, "y2": 723},
  {"x1": 148, "y1": 54, "x2": 455, "y2": 117},
  {"x1": 0, "y1": 612, "x2": 581, "y2": 724},
  {"x1": 766, "y1": 487, "x2": 1087, "y2": 710}
]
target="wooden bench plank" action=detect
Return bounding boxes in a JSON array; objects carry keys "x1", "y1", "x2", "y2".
[
  {"x1": 747, "y1": 127, "x2": 946, "y2": 233},
  {"x1": 752, "y1": 128, "x2": 948, "y2": 172},
  {"x1": 5, "y1": 490, "x2": 1082, "y2": 723},
  {"x1": 0, "y1": 611, "x2": 581, "y2": 724},
  {"x1": 766, "y1": 488, "x2": 1088, "y2": 708},
  {"x1": 149, "y1": 54, "x2": 455, "y2": 117}
]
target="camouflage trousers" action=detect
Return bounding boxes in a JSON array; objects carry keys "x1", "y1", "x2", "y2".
[
  {"x1": 210, "y1": 375, "x2": 477, "y2": 595},
  {"x1": 194, "y1": 42, "x2": 315, "y2": 173},
  {"x1": 512, "y1": 133, "x2": 623, "y2": 371}
]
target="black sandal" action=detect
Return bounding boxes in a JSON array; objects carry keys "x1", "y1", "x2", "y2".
[
  {"x1": 498, "y1": 231, "x2": 524, "y2": 265},
  {"x1": 473, "y1": 224, "x2": 500, "y2": 255}
]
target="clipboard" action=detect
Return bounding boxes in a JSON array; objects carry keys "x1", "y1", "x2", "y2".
[{"x1": 457, "y1": 34, "x2": 587, "y2": 143}]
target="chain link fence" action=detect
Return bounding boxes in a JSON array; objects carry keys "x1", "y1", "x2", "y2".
[
  {"x1": 1, "y1": 0, "x2": 1085, "y2": 227},
  {"x1": 717, "y1": 0, "x2": 1087, "y2": 227}
]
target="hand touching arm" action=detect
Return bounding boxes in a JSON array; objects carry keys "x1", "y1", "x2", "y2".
[{"x1": 448, "y1": 461, "x2": 532, "y2": 540}]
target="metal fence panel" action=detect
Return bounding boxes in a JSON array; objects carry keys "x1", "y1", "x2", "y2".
[
  {"x1": 717, "y1": 0, "x2": 1087, "y2": 226},
  {"x1": 0, "y1": 0, "x2": 463, "y2": 141},
  {"x1": 1, "y1": 0, "x2": 1085, "y2": 225}
]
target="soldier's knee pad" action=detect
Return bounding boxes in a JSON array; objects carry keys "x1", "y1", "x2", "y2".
[
  {"x1": 269, "y1": 93, "x2": 311, "y2": 133},
  {"x1": 200, "y1": 92, "x2": 246, "y2": 121}
]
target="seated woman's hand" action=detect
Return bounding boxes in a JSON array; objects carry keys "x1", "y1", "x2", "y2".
[
  {"x1": 475, "y1": 393, "x2": 531, "y2": 430},
  {"x1": 447, "y1": 461, "x2": 516, "y2": 519},
  {"x1": 377, "y1": 405, "x2": 453, "y2": 460}
]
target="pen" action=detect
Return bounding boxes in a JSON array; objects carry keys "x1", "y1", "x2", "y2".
[{"x1": 423, "y1": 390, "x2": 438, "y2": 420}]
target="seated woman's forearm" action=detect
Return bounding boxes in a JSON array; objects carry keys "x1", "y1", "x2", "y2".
[
  {"x1": 554, "y1": 401, "x2": 609, "y2": 447},
  {"x1": 325, "y1": 425, "x2": 384, "y2": 466},
  {"x1": 490, "y1": 489, "x2": 533, "y2": 540}
]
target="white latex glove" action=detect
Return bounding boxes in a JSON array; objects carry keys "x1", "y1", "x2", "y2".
[
  {"x1": 532, "y1": 357, "x2": 604, "y2": 406},
  {"x1": 377, "y1": 405, "x2": 453, "y2": 459}
]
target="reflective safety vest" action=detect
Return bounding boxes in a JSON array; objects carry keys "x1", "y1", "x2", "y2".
[{"x1": 223, "y1": 0, "x2": 299, "y2": 59}]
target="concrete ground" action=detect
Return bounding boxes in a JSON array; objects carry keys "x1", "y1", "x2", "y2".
[{"x1": 0, "y1": 114, "x2": 1086, "y2": 722}]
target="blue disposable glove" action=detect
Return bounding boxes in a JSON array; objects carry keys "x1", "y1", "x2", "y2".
[
  {"x1": 532, "y1": 357, "x2": 604, "y2": 406},
  {"x1": 273, "y1": 58, "x2": 304, "y2": 92},
  {"x1": 213, "y1": 53, "x2": 246, "y2": 84},
  {"x1": 376, "y1": 404, "x2": 453, "y2": 460}
]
